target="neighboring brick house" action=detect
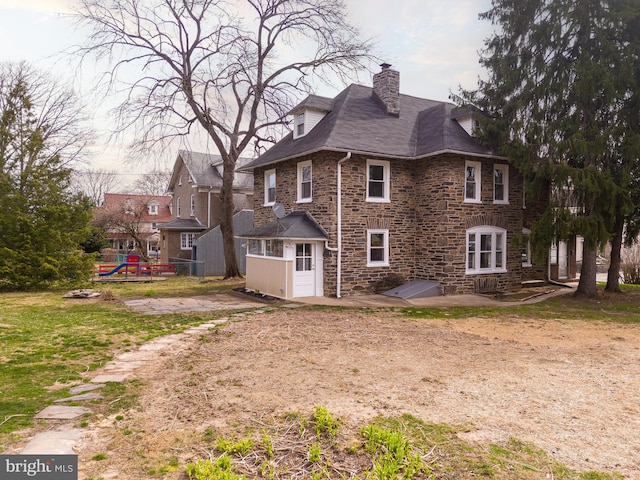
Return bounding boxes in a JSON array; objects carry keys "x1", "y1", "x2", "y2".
[
  {"x1": 98, "y1": 193, "x2": 172, "y2": 260},
  {"x1": 238, "y1": 64, "x2": 561, "y2": 299},
  {"x1": 159, "y1": 150, "x2": 254, "y2": 271}
]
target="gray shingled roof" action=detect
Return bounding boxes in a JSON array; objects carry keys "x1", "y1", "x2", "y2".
[
  {"x1": 169, "y1": 150, "x2": 254, "y2": 190},
  {"x1": 239, "y1": 211, "x2": 328, "y2": 240},
  {"x1": 158, "y1": 218, "x2": 206, "y2": 230},
  {"x1": 241, "y1": 84, "x2": 500, "y2": 171}
]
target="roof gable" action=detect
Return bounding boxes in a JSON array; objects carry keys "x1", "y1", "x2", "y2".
[
  {"x1": 168, "y1": 150, "x2": 254, "y2": 191},
  {"x1": 239, "y1": 211, "x2": 328, "y2": 240}
]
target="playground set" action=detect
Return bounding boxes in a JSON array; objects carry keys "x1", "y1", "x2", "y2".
[{"x1": 94, "y1": 255, "x2": 175, "y2": 281}]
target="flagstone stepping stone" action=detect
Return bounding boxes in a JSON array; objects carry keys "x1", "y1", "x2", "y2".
[
  {"x1": 69, "y1": 383, "x2": 105, "y2": 394},
  {"x1": 54, "y1": 392, "x2": 104, "y2": 403},
  {"x1": 34, "y1": 406, "x2": 91, "y2": 420},
  {"x1": 91, "y1": 374, "x2": 128, "y2": 383},
  {"x1": 21, "y1": 429, "x2": 85, "y2": 454}
]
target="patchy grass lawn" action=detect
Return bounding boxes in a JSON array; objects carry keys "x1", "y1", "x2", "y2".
[
  {"x1": 0, "y1": 276, "x2": 240, "y2": 445},
  {"x1": 2, "y1": 278, "x2": 639, "y2": 479}
]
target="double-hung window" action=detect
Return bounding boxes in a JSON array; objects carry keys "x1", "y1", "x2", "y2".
[
  {"x1": 297, "y1": 160, "x2": 312, "y2": 202},
  {"x1": 180, "y1": 232, "x2": 196, "y2": 250},
  {"x1": 176, "y1": 197, "x2": 181, "y2": 217},
  {"x1": 465, "y1": 160, "x2": 481, "y2": 202},
  {"x1": 296, "y1": 112, "x2": 305, "y2": 137},
  {"x1": 190, "y1": 194, "x2": 196, "y2": 216},
  {"x1": 493, "y1": 164, "x2": 509, "y2": 204},
  {"x1": 366, "y1": 159, "x2": 390, "y2": 202},
  {"x1": 264, "y1": 169, "x2": 276, "y2": 205},
  {"x1": 466, "y1": 227, "x2": 506, "y2": 273},
  {"x1": 367, "y1": 229, "x2": 389, "y2": 267}
]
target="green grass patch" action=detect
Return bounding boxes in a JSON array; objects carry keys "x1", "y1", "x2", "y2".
[
  {"x1": 0, "y1": 277, "x2": 241, "y2": 449},
  {"x1": 400, "y1": 285, "x2": 640, "y2": 322},
  {"x1": 181, "y1": 409, "x2": 623, "y2": 479}
]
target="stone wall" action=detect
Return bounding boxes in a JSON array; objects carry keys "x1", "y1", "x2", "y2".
[{"x1": 252, "y1": 151, "x2": 538, "y2": 296}]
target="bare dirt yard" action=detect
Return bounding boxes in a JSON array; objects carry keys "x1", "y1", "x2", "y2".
[{"x1": 79, "y1": 306, "x2": 640, "y2": 479}]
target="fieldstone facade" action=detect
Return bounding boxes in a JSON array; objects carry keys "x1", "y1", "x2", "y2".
[{"x1": 252, "y1": 150, "x2": 531, "y2": 296}]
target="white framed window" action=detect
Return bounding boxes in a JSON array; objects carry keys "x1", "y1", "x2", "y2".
[
  {"x1": 190, "y1": 194, "x2": 196, "y2": 216},
  {"x1": 522, "y1": 228, "x2": 532, "y2": 267},
  {"x1": 466, "y1": 226, "x2": 506, "y2": 274},
  {"x1": 265, "y1": 239, "x2": 284, "y2": 258},
  {"x1": 178, "y1": 175, "x2": 183, "y2": 186},
  {"x1": 264, "y1": 169, "x2": 276, "y2": 206},
  {"x1": 464, "y1": 160, "x2": 481, "y2": 203},
  {"x1": 180, "y1": 232, "x2": 196, "y2": 250},
  {"x1": 247, "y1": 239, "x2": 264, "y2": 256},
  {"x1": 366, "y1": 159, "x2": 390, "y2": 202},
  {"x1": 367, "y1": 229, "x2": 389, "y2": 267},
  {"x1": 148, "y1": 203, "x2": 158, "y2": 215},
  {"x1": 296, "y1": 112, "x2": 305, "y2": 137},
  {"x1": 297, "y1": 160, "x2": 312, "y2": 202},
  {"x1": 176, "y1": 197, "x2": 181, "y2": 217},
  {"x1": 493, "y1": 164, "x2": 509, "y2": 204}
]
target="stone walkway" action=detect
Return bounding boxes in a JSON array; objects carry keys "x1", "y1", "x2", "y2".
[{"x1": 18, "y1": 294, "x2": 276, "y2": 457}]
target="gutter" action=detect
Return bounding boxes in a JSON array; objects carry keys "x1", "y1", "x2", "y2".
[{"x1": 328, "y1": 151, "x2": 352, "y2": 299}]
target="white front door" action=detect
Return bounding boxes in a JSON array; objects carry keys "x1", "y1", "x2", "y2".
[{"x1": 294, "y1": 243, "x2": 315, "y2": 297}]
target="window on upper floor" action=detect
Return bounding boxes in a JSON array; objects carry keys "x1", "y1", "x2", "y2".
[
  {"x1": 464, "y1": 160, "x2": 481, "y2": 203},
  {"x1": 296, "y1": 112, "x2": 305, "y2": 137},
  {"x1": 466, "y1": 226, "x2": 506, "y2": 274},
  {"x1": 297, "y1": 160, "x2": 312, "y2": 202},
  {"x1": 367, "y1": 229, "x2": 389, "y2": 267},
  {"x1": 176, "y1": 197, "x2": 181, "y2": 217},
  {"x1": 190, "y1": 194, "x2": 195, "y2": 216},
  {"x1": 494, "y1": 164, "x2": 509, "y2": 204},
  {"x1": 178, "y1": 175, "x2": 183, "y2": 186},
  {"x1": 148, "y1": 203, "x2": 159, "y2": 215},
  {"x1": 366, "y1": 159, "x2": 390, "y2": 202},
  {"x1": 264, "y1": 169, "x2": 276, "y2": 206}
]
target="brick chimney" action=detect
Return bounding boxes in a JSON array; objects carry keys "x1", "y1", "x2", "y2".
[{"x1": 372, "y1": 63, "x2": 400, "y2": 117}]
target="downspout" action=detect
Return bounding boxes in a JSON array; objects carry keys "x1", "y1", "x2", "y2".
[
  {"x1": 207, "y1": 191, "x2": 211, "y2": 228},
  {"x1": 327, "y1": 152, "x2": 352, "y2": 299}
]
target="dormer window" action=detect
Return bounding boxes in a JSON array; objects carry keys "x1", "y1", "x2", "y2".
[
  {"x1": 296, "y1": 112, "x2": 305, "y2": 137},
  {"x1": 148, "y1": 202, "x2": 159, "y2": 215}
]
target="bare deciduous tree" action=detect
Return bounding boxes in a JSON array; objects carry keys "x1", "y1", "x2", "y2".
[
  {"x1": 72, "y1": 168, "x2": 120, "y2": 205},
  {"x1": 74, "y1": 0, "x2": 374, "y2": 278},
  {"x1": 132, "y1": 169, "x2": 171, "y2": 196}
]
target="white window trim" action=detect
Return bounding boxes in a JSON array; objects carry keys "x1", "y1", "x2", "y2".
[
  {"x1": 295, "y1": 112, "x2": 305, "y2": 138},
  {"x1": 190, "y1": 194, "x2": 196, "y2": 216},
  {"x1": 180, "y1": 232, "x2": 196, "y2": 250},
  {"x1": 264, "y1": 169, "x2": 276, "y2": 206},
  {"x1": 176, "y1": 197, "x2": 181, "y2": 217},
  {"x1": 493, "y1": 164, "x2": 509, "y2": 204},
  {"x1": 522, "y1": 228, "x2": 532, "y2": 267},
  {"x1": 296, "y1": 160, "x2": 312, "y2": 203},
  {"x1": 367, "y1": 229, "x2": 389, "y2": 267},
  {"x1": 466, "y1": 226, "x2": 507, "y2": 274},
  {"x1": 366, "y1": 159, "x2": 390, "y2": 203},
  {"x1": 464, "y1": 160, "x2": 482, "y2": 203}
]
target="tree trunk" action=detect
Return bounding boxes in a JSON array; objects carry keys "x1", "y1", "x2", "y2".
[
  {"x1": 605, "y1": 214, "x2": 624, "y2": 293},
  {"x1": 575, "y1": 242, "x2": 598, "y2": 298},
  {"x1": 220, "y1": 156, "x2": 241, "y2": 279}
]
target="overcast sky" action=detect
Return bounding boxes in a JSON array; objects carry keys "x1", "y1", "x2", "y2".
[{"x1": 0, "y1": 0, "x2": 493, "y2": 183}]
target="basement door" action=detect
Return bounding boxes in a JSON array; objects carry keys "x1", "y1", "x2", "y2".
[{"x1": 294, "y1": 243, "x2": 316, "y2": 297}]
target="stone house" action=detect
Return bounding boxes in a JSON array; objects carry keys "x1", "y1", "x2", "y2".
[
  {"x1": 159, "y1": 150, "x2": 254, "y2": 272},
  {"x1": 238, "y1": 65, "x2": 557, "y2": 299}
]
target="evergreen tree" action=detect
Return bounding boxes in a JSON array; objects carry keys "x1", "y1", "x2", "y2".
[
  {"x1": 463, "y1": 0, "x2": 640, "y2": 298},
  {"x1": 0, "y1": 63, "x2": 95, "y2": 290}
]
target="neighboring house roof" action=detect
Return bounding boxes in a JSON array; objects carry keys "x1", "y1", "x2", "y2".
[
  {"x1": 167, "y1": 150, "x2": 254, "y2": 192},
  {"x1": 241, "y1": 83, "x2": 501, "y2": 171},
  {"x1": 158, "y1": 218, "x2": 207, "y2": 231},
  {"x1": 239, "y1": 211, "x2": 328, "y2": 240},
  {"x1": 101, "y1": 193, "x2": 173, "y2": 223}
]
